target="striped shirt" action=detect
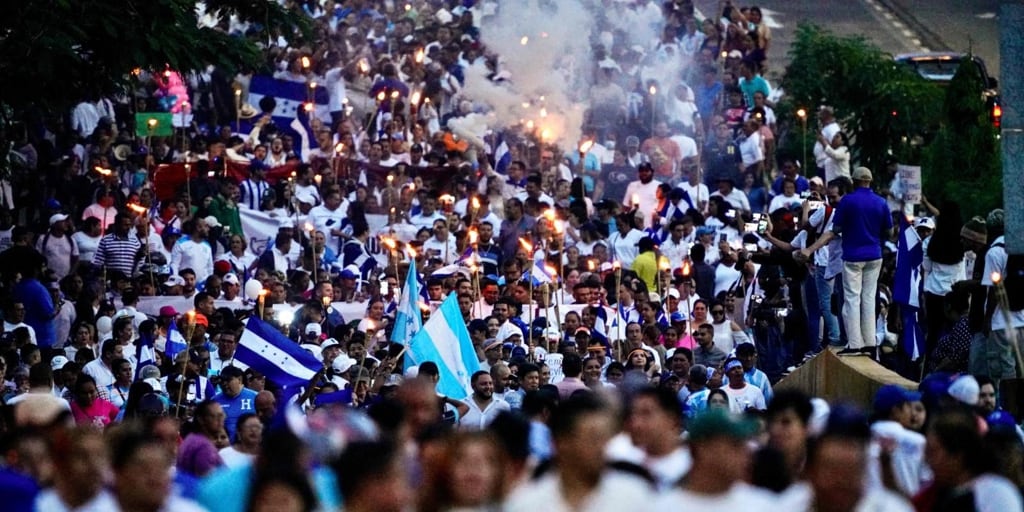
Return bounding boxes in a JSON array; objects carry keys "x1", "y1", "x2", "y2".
[
  {"x1": 745, "y1": 367, "x2": 774, "y2": 404},
  {"x1": 239, "y1": 179, "x2": 270, "y2": 211},
  {"x1": 92, "y1": 233, "x2": 141, "y2": 276}
]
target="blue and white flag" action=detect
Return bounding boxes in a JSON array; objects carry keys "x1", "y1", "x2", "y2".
[
  {"x1": 404, "y1": 293, "x2": 481, "y2": 399},
  {"x1": 893, "y1": 215, "x2": 925, "y2": 360},
  {"x1": 164, "y1": 319, "x2": 189, "y2": 361},
  {"x1": 525, "y1": 261, "x2": 556, "y2": 285},
  {"x1": 245, "y1": 75, "x2": 330, "y2": 161},
  {"x1": 134, "y1": 330, "x2": 156, "y2": 380},
  {"x1": 493, "y1": 134, "x2": 511, "y2": 175},
  {"x1": 236, "y1": 316, "x2": 322, "y2": 389},
  {"x1": 392, "y1": 258, "x2": 423, "y2": 347}
]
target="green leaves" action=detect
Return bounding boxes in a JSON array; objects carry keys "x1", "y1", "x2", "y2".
[{"x1": 0, "y1": 0, "x2": 309, "y2": 113}]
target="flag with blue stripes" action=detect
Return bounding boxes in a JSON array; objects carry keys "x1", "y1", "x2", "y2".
[
  {"x1": 245, "y1": 75, "x2": 330, "y2": 161},
  {"x1": 236, "y1": 316, "x2": 322, "y2": 389},
  {"x1": 893, "y1": 215, "x2": 925, "y2": 360},
  {"x1": 524, "y1": 261, "x2": 556, "y2": 285},
  {"x1": 134, "y1": 329, "x2": 156, "y2": 380},
  {"x1": 392, "y1": 258, "x2": 423, "y2": 347},
  {"x1": 164, "y1": 319, "x2": 189, "y2": 362},
  {"x1": 404, "y1": 293, "x2": 481, "y2": 400},
  {"x1": 493, "y1": 133, "x2": 511, "y2": 175}
]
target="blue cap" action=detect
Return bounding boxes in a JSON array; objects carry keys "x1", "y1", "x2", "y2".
[
  {"x1": 510, "y1": 346, "x2": 527, "y2": 360},
  {"x1": 987, "y1": 410, "x2": 1018, "y2": 429},
  {"x1": 670, "y1": 312, "x2": 685, "y2": 323},
  {"x1": 696, "y1": 226, "x2": 716, "y2": 237},
  {"x1": 873, "y1": 385, "x2": 921, "y2": 415}
]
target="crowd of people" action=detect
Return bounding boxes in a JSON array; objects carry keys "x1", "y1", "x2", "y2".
[{"x1": 0, "y1": 0, "x2": 1021, "y2": 510}]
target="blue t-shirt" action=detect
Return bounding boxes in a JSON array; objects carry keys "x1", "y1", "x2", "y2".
[
  {"x1": 832, "y1": 187, "x2": 892, "y2": 262},
  {"x1": 213, "y1": 388, "x2": 258, "y2": 441},
  {"x1": 13, "y1": 279, "x2": 55, "y2": 348}
]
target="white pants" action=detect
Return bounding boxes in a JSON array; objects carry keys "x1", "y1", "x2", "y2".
[{"x1": 842, "y1": 259, "x2": 882, "y2": 349}]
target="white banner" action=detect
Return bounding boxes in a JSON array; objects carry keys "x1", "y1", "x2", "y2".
[{"x1": 897, "y1": 164, "x2": 922, "y2": 205}]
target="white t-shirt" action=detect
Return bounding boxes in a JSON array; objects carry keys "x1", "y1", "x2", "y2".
[
  {"x1": 459, "y1": 396, "x2": 510, "y2": 430},
  {"x1": 506, "y1": 472, "x2": 653, "y2": 512},
  {"x1": 982, "y1": 236, "x2": 1024, "y2": 330},
  {"x1": 609, "y1": 229, "x2": 646, "y2": 269},
  {"x1": 655, "y1": 482, "x2": 778, "y2": 510},
  {"x1": 36, "y1": 232, "x2": 79, "y2": 279},
  {"x1": 778, "y1": 481, "x2": 913, "y2": 512},
  {"x1": 867, "y1": 420, "x2": 928, "y2": 496},
  {"x1": 723, "y1": 383, "x2": 766, "y2": 412},
  {"x1": 710, "y1": 189, "x2": 751, "y2": 213},
  {"x1": 677, "y1": 182, "x2": 710, "y2": 210},
  {"x1": 739, "y1": 131, "x2": 764, "y2": 167},
  {"x1": 219, "y1": 445, "x2": 256, "y2": 469}
]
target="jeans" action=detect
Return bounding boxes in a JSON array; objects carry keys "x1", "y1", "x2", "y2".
[
  {"x1": 815, "y1": 265, "x2": 841, "y2": 346},
  {"x1": 842, "y1": 259, "x2": 882, "y2": 349}
]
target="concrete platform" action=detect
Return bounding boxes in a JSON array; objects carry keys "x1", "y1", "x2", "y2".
[{"x1": 775, "y1": 347, "x2": 918, "y2": 410}]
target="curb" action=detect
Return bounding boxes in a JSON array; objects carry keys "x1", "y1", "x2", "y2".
[{"x1": 872, "y1": 0, "x2": 951, "y2": 52}]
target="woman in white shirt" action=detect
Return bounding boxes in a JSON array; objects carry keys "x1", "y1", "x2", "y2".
[
  {"x1": 921, "y1": 204, "x2": 966, "y2": 355},
  {"x1": 768, "y1": 178, "x2": 804, "y2": 214},
  {"x1": 219, "y1": 413, "x2": 262, "y2": 469},
  {"x1": 817, "y1": 131, "x2": 850, "y2": 184},
  {"x1": 218, "y1": 233, "x2": 257, "y2": 276}
]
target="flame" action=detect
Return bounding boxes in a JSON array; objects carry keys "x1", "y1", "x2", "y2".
[
  {"x1": 471, "y1": 197, "x2": 480, "y2": 210},
  {"x1": 313, "y1": 175, "x2": 322, "y2": 185},
  {"x1": 613, "y1": 261, "x2": 621, "y2": 270},
  {"x1": 554, "y1": 221, "x2": 564, "y2": 234},
  {"x1": 407, "y1": 247, "x2": 418, "y2": 258},
  {"x1": 147, "y1": 118, "x2": 158, "y2": 128},
  {"x1": 387, "y1": 175, "x2": 394, "y2": 183},
  {"x1": 632, "y1": 194, "x2": 640, "y2": 206},
  {"x1": 382, "y1": 237, "x2": 397, "y2": 249},
  {"x1": 304, "y1": 222, "x2": 314, "y2": 232},
  {"x1": 543, "y1": 209, "x2": 556, "y2": 221},
  {"x1": 579, "y1": 140, "x2": 594, "y2": 153},
  {"x1": 301, "y1": 56, "x2": 311, "y2": 69},
  {"x1": 545, "y1": 265, "x2": 558, "y2": 278},
  {"x1": 410, "y1": 90, "x2": 422, "y2": 105},
  {"x1": 682, "y1": 260, "x2": 691, "y2": 277},
  {"x1": 376, "y1": 91, "x2": 386, "y2": 102},
  {"x1": 405, "y1": 3, "x2": 411, "y2": 11},
  {"x1": 520, "y1": 36, "x2": 529, "y2": 45},
  {"x1": 519, "y1": 238, "x2": 533, "y2": 253},
  {"x1": 539, "y1": 108, "x2": 548, "y2": 118},
  {"x1": 796, "y1": 108, "x2": 807, "y2": 119},
  {"x1": 309, "y1": 81, "x2": 317, "y2": 89},
  {"x1": 659, "y1": 258, "x2": 670, "y2": 271},
  {"x1": 234, "y1": 88, "x2": 241, "y2": 96},
  {"x1": 414, "y1": 48, "x2": 425, "y2": 63},
  {"x1": 588, "y1": 260, "x2": 596, "y2": 271},
  {"x1": 259, "y1": 288, "x2": 269, "y2": 297},
  {"x1": 418, "y1": 302, "x2": 430, "y2": 312},
  {"x1": 335, "y1": 142, "x2": 345, "y2": 153},
  {"x1": 439, "y1": 194, "x2": 455, "y2": 204},
  {"x1": 526, "y1": 120, "x2": 535, "y2": 130},
  {"x1": 303, "y1": 102, "x2": 314, "y2": 112},
  {"x1": 649, "y1": 85, "x2": 657, "y2": 95},
  {"x1": 127, "y1": 203, "x2": 147, "y2": 214},
  {"x1": 390, "y1": 90, "x2": 400, "y2": 99},
  {"x1": 322, "y1": 295, "x2": 331, "y2": 307},
  {"x1": 992, "y1": 272, "x2": 1002, "y2": 284},
  {"x1": 358, "y1": 58, "x2": 370, "y2": 74},
  {"x1": 468, "y1": 229, "x2": 478, "y2": 244},
  {"x1": 540, "y1": 128, "x2": 551, "y2": 140},
  {"x1": 94, "y1": 166, "x2": 112, "y2": 176}
]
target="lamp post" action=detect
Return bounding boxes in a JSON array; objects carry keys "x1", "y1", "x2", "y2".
[{"x1": 796, "y1": 108, "x2": 808, "y2": 172}]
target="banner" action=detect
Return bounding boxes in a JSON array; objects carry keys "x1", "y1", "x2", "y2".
[
  {"x1": 237, "y1": 208, "x2": 393, "y2": 268},
  {"x1": 897, "y1": 164, "x2": 922, "y2": 205}
]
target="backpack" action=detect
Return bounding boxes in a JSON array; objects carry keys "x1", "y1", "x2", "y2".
[
  {"x1": 804, "y1": 204, "x2": 834, "y2": 248},
  {"x1": 991, "y1": 242, "x2": 1024, "y2": 311}
]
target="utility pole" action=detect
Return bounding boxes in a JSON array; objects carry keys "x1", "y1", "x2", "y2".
[{"x1": 1002, "y1": 0, "x2": 1024, "y2": 253}]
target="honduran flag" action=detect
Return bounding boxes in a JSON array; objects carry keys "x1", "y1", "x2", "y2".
[
  {"x1": 893, "y1": 215, "x2": 925, "y2": 360},
  {"x1": 493, "y1": 133, "x2": 511, "y2": 175},
  {"x1": 236, "y1": 316, "x2": 323, "y2": 390}
]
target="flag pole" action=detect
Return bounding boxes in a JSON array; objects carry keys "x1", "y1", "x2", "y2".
[{"x1": 174, "y1": 311, "x2": 197, "y2": 417}]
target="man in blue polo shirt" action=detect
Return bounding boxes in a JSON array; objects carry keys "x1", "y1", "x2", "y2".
[
  {"x1": 802, "y1": 167, "x2": 892, "y2": 356},
  {"x1": 212, "y1": 365, "x2": 257, "y2": 441}
]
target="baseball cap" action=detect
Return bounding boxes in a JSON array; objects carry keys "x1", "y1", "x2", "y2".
[
  {"x1": 158, "y1": 306, "x2": 178, "y2": 318},
  {"x1": 873, "y1": 384, "x2": 921, "y2": 415},
  {"x1": 947, "y1": 375, "x2": 980, "y2": 406},
  {"x1": 688, "y1": 410, "x2": 757, "y2": 442},
  {"x1": 50, "y1": 355, "x2": 69, "y2": 371},
  {"x1": 202, "y1": 215, "x2": 221, "y2": 228},
  {"x1": 222, "y1": 273, "x2": 240, "y2": 285},
  {"x1": 163, "y1": 275, "x2": 185, "y2": 288},
  {"x1": 914, "y1": 217, "x2": 936, "y2": 231},
  {"x1": 666, "y1": 288, "x2": 680, "y2": 299},
  {"x1": 305, "y1": 323, "x2": 322, "y2": 336},
  {"x1": 214, "y1": 260, "x2": 233, "y2": 276},
  {"x1": 852, "y1": 166, "x2": 873, "y2": 182},
  {"x1": 49, "y1": 213, "x2": 69, "y2": 226},
  {"x1": 574, "y1": 327, "x2": 591, "y2": 336},
  {"x1": 193, "y1": 313, "x2": 208, "y2": 327}
]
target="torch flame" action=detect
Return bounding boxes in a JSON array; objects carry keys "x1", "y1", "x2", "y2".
[
  {"x1": 147, "y1": 118, "x2": 158, "y2": 128},
  {"x1": 649, "y1": 85, "x2": 657, "y2": 95},
  {"x1": 414, "y1": 48, "x2": 425, "y2": 63},
  {"x1": 632, "y1": 194, "x2": 640, "y2": 206},
  {"x1": 376, "y1": 91, "x2": 386, "y2": 102},
  {"x1": 519, "y1": 238, "x2": 533, "y2": 253},
  {"x1": 301, "y1": 56, "x2": 311, "y2": 69},
  {"x1": 520, "y1": 36, "x2": 529, "y2": 45},
  {"x1": 309, "y1": 81, "x2": 317, "y2": 89},
  {"x1": 382, "y1": 237, "x2": 397, "y2": 249},
  {"x1": 468, "y1": 229, "x2": 478, "y2": 244},
  {"x1": 682, "y1": 260, "x2": 691, "y2": 277},
  {"x1": 410, "y1": 90, "x2": 422, "y2": 105},
  {"x1": 579, "y1": 140, "x2": 594, "y2": 154},
  {"x1": 127, "y1": 203, "x2": 147, "y2": 215},
  {"x1": 588, "y1": 260, "x2": 596, "y2": 271},
  {"x1": 304, "y1": 222, "x2": 314, "y2": 232},
  {"x1": 659, "y1": 258, "x2": 670, "y2": 271},
  {"x1": 471, "y1": 197, "x2": 481, "y2": 210},
  {"x1": 992, "y1": 272, "x2": 1003, "y2": 284},
  {"x1": 335, "y1": 142, "x2": 345, "y2": 154},
  {"x1": 391, "y1": 90, "x2": 400, "y2": 99},
  {"x1": 613, "y1": 261, "x2": 621, "y2": 270},
  {"x1": 94, "y1": 166, "x2": 113, "y2": 176}
]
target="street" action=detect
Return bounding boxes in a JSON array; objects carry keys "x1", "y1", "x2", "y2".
[{"x1": 693, "y1": 0, "x2": 1001, "y2": 81}]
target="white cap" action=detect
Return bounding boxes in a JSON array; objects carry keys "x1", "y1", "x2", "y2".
[
  {"x1": 304, "y1": 322, "x2": 322, "y2": 336},
  {"x1": 49, "y1": 213, "x2": 69, "y2": 226},
  {"x1": 321, "y1": 338, "x2": 341, "y2": 350},
  {"x1": 163, "y1": 275, "x2": 185, "y2": 287},
  {"x1": 666, "y1": 288, "x2": 680, "y2": 299},
  {"x1": 202, "y1": 215, "x2": 221, "y2": 228},
  {"x1": 496, "y1": 323, "x2": 522, "y2": 344},
  {"x1": 50, "y1": 355, "x2": 69, "y2": 371},
  {"x1": 294, "y1": 189, "x2": 317, "y2": 205},
  {"x1": 278, "y1": 218, "x2": 295, "y2": 229},
  {"x1": 332, "y1": 356, "x2": 355, "y2": 374},
  {"x1": 914, "y1": 217, "x2": 936, "y2": 230},
  {"x1": 222, "y1": 273, "x2": 240, "y2": 285},
  {"x1": 948, "y1": 375, "x2": 980, "y2": 406}
]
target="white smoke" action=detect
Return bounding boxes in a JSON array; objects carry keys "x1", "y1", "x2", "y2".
[{"x1": 459, "y1": 0, "x2": 597, "y2": 149}]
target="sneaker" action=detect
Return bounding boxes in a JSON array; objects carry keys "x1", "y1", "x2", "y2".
[
  {"x1": 836, "y1": 347, "x2": 866, "y2": 356},
  {"x1": 860, "y1": 346, "x2": 877, "y2": 357},
  {"x1": 786, "y1": 365, "x2": 798, "y2": 373}
]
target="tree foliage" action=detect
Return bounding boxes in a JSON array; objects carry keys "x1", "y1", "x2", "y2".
[
  {"x1": 778, "y1": 24, "x2": 943, "y2": 178},
  {"x1": 922, "y1": 60, "x2": 1002, "y2": 219},
  {"x1": 0, "y1": 0, "x2": 309, "y2": 114}
]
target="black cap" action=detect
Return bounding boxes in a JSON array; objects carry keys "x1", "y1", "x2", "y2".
[{"x1": 220, "y1": 365, "x2": 245, "y2": 380}]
